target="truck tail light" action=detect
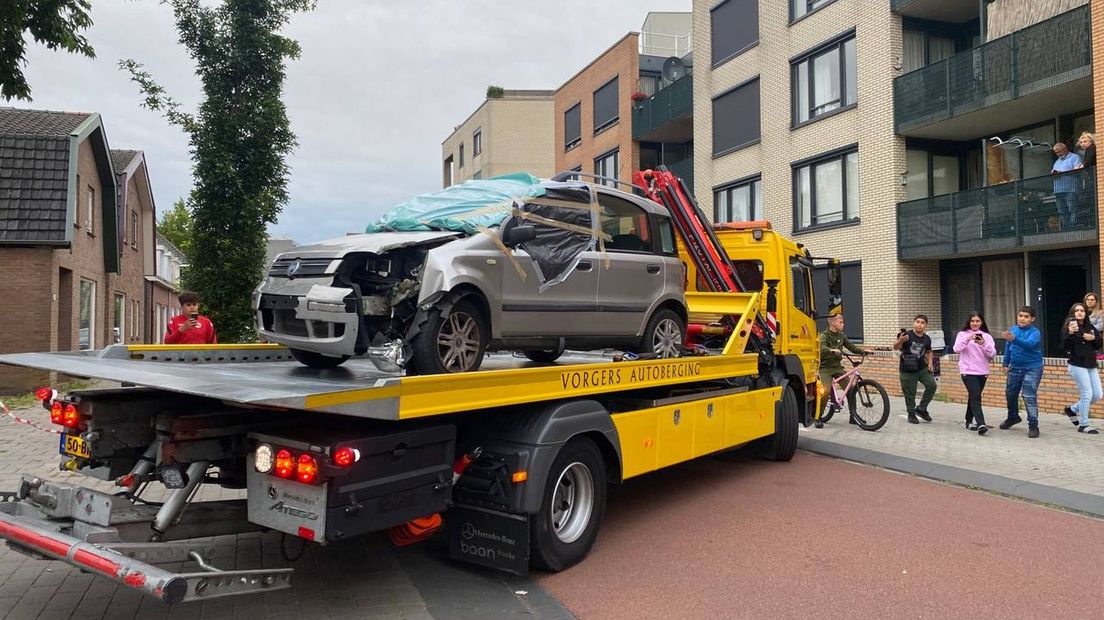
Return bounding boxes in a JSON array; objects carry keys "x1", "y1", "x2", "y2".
[
  {"x1": 62, "y1": 404, "x2": 80, "y2": 428},
  {"x1": 296, "y1": 454, "x2": 319, "y2": 484},
  {"x1": 254, "y1": 444, "x2": 274, "y2": 473},
  {"x1": 35, "y1": 387, "x2": 55, "y2": 402},
  {"x1": 332, "y1": 446, "x2": 359, "y2": 467},
  {"x1": 274, "y1": 449, "x2": 294, "y2": 479},
  {"x1": 50, "y1": 402, "x2": 64, "y2": 425}
]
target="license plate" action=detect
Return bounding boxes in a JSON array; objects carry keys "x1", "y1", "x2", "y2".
[{"x1": 60, "y1": 434, "x2": 90, "y2": 458}]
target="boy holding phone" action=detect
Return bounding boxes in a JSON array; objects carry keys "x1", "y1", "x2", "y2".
[
  {"x1": 999, "y1": 306, "x2": 1043, "y2": 438},
  {"x1": 165, "y1": 291, "x2": 218, "y2": 345},
  {"x1": 895, "y1": 314, "x2": 936, "y2": 424}
]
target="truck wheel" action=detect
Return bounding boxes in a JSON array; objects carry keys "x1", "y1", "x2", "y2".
[
  {"x1": 289, "y1": 348, "x2": 349, "y2": 369},
  {"x1": 633, "y1": 308, "x2": 685, "y2": 358},
  {"x1": 408, "y1": 299, "x2": 487, "y2": 374},
  {"x1": 522, "y1": 343, "x2": 566, "y2": 363},
  {"x1": 530, "y1": 437, "x2": 607, "y2": 572},
  {"x1": 752, "y1": 387, "x2": 800, "y2": 462}
]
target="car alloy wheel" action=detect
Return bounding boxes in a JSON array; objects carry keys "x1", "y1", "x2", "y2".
[
  {"x1": 550, "y1": 462, "x2": 595, "y2": 544},
  {"x1": 436, "y1": 310, "x2": 482, "y2": 372},
  {"x1": 652, "y1": 317, "x2": 683, "y2": 358}
]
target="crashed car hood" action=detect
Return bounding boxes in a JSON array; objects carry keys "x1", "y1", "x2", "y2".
[{"x1": 274, "y1": 231, "x2": 462, "y2": 260}]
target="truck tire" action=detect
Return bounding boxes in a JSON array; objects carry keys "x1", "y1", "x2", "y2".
[
  {"x1": 633, "y1": 308, "x2": 686, "y2": 358},
  {"x1": 408, "y1": 299, "x2": 487, "y2": 374},
  {"x1": 289, "y1": 348, "x2": 349, "y2": 369},
  {"x1": 752, "y1": 387, "x2": 800, "y2": 462},
  {"x1": 530, "y1": 437, "x2": 607, "y2": 572},
  {"x1": 522, "y1": 343, "x2": 566, "y2": 363}
]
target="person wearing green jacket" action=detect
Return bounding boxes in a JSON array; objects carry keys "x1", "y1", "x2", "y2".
[{"x1": 819, "y1": 313, "x2": 866, "y2": 424}]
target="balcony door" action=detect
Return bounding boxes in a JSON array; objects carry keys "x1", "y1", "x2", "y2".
[{"x1": 906, "y1": 149, "x2": 961, "y2": 200}]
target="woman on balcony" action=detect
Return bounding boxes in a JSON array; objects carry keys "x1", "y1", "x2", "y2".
[{"x1": 1075, "y1": 132, "x2": 1096, "y2": 169}]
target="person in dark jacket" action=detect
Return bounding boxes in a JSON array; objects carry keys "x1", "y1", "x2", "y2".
[
  {"x1": 1061, "y1": 302, "x2": 1101, "y2": 434},
  {"x1": 1075, "y1": 132, "x2": 1096, "y2": 168}
]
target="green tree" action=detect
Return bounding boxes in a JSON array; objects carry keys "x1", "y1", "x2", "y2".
[
  {"x1": 121, "y1": 0, "x2": 314, "y2": 342},
  {"x1": 0, "y1": 0, "x2": 95, "y2": 101},
  {"x1": 157, "y1": 198, "x2": 193, "y2": 261}
]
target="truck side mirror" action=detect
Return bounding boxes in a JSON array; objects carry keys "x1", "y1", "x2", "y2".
[
  {"x1": 503, "y1": 225, "x2": 536, "y2": 247},
  {"x1": 827, "y1": 258, "x2": 842, "y2": 316}
]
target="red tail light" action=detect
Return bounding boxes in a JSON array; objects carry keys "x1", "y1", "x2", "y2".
[
  {"x1": 332, "y1": 446, "x2": 358, "y2": 467},
  {"x1": 50, "y1": 402, "x2": 64, "y2": 425},
  {"x1": 274, "y1": 449, "x2": 294, "y2": 479},
  {"x1": 35, "y1": 387, "x2": 54, "y2": 402},
  {"x1": 296, "y1": 454, "x2": 319, "y2": 484},
  {"x1": 62, "y1": 404, "x2": 80, "y2": 428}
]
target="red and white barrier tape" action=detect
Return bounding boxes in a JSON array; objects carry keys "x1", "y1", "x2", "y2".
[{"x1": 0, "y1": 401, "x2": 63, "y2": 435}]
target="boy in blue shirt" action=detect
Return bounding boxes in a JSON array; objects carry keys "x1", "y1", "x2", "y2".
[{"x1": 999, "y1": 306, "x2": 1044, "y2": 438}]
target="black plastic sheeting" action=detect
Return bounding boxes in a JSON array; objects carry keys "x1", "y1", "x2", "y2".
[{"x1": 505, "y1": 183, "x2": 597, "y2": 292}]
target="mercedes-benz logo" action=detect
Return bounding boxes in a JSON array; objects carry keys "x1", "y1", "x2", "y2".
[
  {"x1": 267, "y1": 484, "x2": 278, "y2": 500},
  {"x1": 461, "y1": 522, "x2": 475, "y2": 540},
  {"x1": 286, "y1": 259, "x2": 302, "y2": 277}
]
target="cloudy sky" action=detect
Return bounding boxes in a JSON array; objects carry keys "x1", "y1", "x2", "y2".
[{"x1": 21, "y1": 0, "x2": 690, "y2": 244}]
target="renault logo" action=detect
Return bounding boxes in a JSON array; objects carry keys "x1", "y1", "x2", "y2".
[{"x1": 286, "y1": 259, "x2": 302, "y2": 277}]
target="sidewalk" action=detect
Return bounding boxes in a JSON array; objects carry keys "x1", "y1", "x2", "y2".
[{"x1": 798, "y1": 395, "x2": 1104, "y2": 518}]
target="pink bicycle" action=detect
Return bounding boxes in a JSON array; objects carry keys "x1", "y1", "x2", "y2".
[{"x1": 815, "y1": 352, "x2": 890, "y2": 431}]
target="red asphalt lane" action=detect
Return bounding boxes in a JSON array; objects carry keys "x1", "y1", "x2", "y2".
[{"x1": 536, "y1": 451, "x2": 1104, "y2": 620}]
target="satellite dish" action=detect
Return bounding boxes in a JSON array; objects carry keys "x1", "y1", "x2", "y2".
[{"x1": 661, "y1": 56, "x2": 686, "y2": 82}]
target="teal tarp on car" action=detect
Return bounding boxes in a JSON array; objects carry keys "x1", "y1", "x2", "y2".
[{"x1": 365, "y1": 172, "x2": 547, "y2": 234}]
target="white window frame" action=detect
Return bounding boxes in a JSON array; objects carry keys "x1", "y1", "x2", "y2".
[
  {"x1": 715, "y1": 176, "x2": 763, "y2": 223},
  {"x1": 85, "y1": 186, "x2": 94, "y2": 233},
  {"x1": 113, "y1": 293, "x2": 125, "y2": 343},
  {"x1": 79, "y1": 279, "x2": 96, "y2": 350},
  {"x1": 594, "y1": 149, "x2": 619, "y2": 187}
]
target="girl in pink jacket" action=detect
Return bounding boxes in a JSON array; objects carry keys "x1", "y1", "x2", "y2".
[{"x1": 954, "y1": 312, "x2": 998, "y2": 434}]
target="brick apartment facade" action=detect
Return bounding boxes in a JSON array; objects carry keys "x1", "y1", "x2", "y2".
[
  {"x1": 0, "y1": 109, "x2": 158, "y2": 392},
  {"x1": 442, "y1": 91, "x2": 556, "y2": 187}
]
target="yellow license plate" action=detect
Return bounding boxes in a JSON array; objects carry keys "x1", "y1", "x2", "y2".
[{"x1": 60, "y1": 434, "x2": 91, "y2": 458}]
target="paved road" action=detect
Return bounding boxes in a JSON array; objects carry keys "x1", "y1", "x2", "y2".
[{"x1": 537, "y1": 451, "x2": 1104, "y2": 620}]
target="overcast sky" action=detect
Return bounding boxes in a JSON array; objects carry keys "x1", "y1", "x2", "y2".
[{"x1": 21, "y1": 0, "x2": 690, "y2": 245}]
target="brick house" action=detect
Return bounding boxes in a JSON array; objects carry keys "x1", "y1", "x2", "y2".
[
  {"x1": 149, "y1": 232, "x2": 185, "y2": 343},
  {"x1": 0, "y1": 108, "x2": 157, "y2": 392}
]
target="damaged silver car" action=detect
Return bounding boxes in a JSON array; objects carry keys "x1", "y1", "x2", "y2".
[{"x1": 254, "y1": 180, "x2": 687, "y2": 374}]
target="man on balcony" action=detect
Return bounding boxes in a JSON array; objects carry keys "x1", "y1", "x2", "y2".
[{"x1": 1051, "y1": 142, "x2": 1082, "y2": 229}]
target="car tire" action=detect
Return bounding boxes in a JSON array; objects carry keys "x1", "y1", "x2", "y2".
[
  {"x1": 633, "y1": 308, "x2": 686, "y2": 358},
  {"x1": 289, "y1": 348, "x2": 349, "y2": 369},
  {"x1": 522, "y1": 343, "x2": 566, "y2": 363},
  {"x1": 530, "y1": 437, "x2": 607, "y2": 572},
  {"x1": 408, "y1": 299, "x2": 488, "y2": 374}
]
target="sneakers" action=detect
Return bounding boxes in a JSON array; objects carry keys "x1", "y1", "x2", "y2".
[
  {"x1": 999, "y1": 416, "x2": 1023, "y2": 430},
  {"x1": 967, "y1": 422, "x2": 979, "y2": 431},
  {"x1": 907, "y1": 413, "x2": 920, "y2": 424},
  {"x1": 1028, "y1": 427, "x2": 1040, "y2": 439},
  {"x1": 977, "y1": 424, "x2": 988, "y2": 435},
  {"x1": 1064, "y1": 407, "x2": 1079, "y2": 426},
  {"x1": 916, "y1": 409, "x2": 932, "y2": 422},
  {"x1": 1078, "y1": 426, "x2": 1099, "y2": 434}
]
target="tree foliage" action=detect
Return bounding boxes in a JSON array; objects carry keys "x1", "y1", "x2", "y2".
[
  {"x1": 122, "y1": 0, "x2": 315, "y2": 342},
  {"x1": 0, "y1": 0, "x2": 95, "y2": 101},
  {"x1": 157, "y1": 198, "x2": 193, "y2": 261}
]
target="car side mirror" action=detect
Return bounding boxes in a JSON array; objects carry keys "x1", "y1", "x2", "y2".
[{"x1": 503, "y1": 225, "x2": 536, "y2": 247}]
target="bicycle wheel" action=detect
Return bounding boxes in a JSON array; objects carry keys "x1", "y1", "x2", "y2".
[
  {"x1": 852, "y1": 379, "x2": 890, "y2": 431},
  {"x1": 818, "y1": 397, "x2": 838, "y2": 424}
]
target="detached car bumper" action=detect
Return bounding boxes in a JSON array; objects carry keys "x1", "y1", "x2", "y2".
[{"x1": 256, "y1": 284, "x2": 360, "y2": 357}]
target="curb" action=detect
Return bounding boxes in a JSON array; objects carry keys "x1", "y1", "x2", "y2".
[{"x1": 798, "y1": 436, "x2": 1104, "y2": 519}]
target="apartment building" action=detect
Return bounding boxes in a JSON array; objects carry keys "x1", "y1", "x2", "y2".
[
  {"x1": 694, "y1": 0, "x2": 1098, "y2": 354},
  {"x1": 442, "y1": 90, "x2": 556, "y2": 187}
]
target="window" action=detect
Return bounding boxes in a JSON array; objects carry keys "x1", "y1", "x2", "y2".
[
  {"x1": 74, "y1": 174, "x2": 81, "y2": 226},
  {"x1": 790, "y1": 257, "x2": 813, "y2": 316},
  {"x1": 564, "y1": 103, "x2": 581, "y2": 149},
  {"x1": 715, "y1": 176, "x2": 762, "y2": 222},
  {"x1": 132, "y1": 299, "x2": 140, "y2": 339},
  {"x1": 791, "y1": 0, "x2": 836, "y2": 22},
  {"x1": 594, "y1": 149, "x2": 619, "y2": 187},
  {"x1": 593, "y1": 76, "x2": 619, "y2": 133},
  {"x1": 85, "y1": 186, "x2": 95, "y2": 233},
  {"x1": 814, "y1": 261, "x2": 863, "y2": 340},
  {"x1": 473, "y1": 171, "x2": 482, "y2": 180},
  {"x1": 639, "y1": 73, "x2": 662, "y2": 97},
  {"x1": 597, "y1": 193, "x2": 651, "y2": 252},
  {"x1": 905, "y1": 149, "x2": 960, "y2": 200},
  {"x1": 79, "y1": 279, "x2": 96, "y2": 350},
  {"x1": 712, "y1": 77, "x2": 760, "y2": 155},
  {"x1": 711, "y1": 0, "x2": 758, "y2": 66},
  {"x1": 792, "y1": 34, "x2": 856, "y2": 125},
  {"x1": 113, "y1": 293, "x2": 125, "y2": 343},
  {"x1": 657, "y1": 217, "x2": 676, "y2": 256},
  {"x1": 902, "y1": 30, "x2": 956, "y2": 73},
  {"x1": 459, "y1": 143, "x2": 465, "y2": 168},
  {"x1": 130, "y1": 211, "x2": 138, "y2": 248},
  {"x1": 472, "y1": 129, "x2": 481, "y2": 156},
  {"x1": 794, "y1": 147, "x2": 859, "y2": 230}
]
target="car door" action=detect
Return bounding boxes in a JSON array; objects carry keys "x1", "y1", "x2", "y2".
[
  {"x1": 593, "y1": 192, "x2": 665, "y2": 336},
  {"x1": 497, "y1": 218, "x2": 602, "y2": 337}
]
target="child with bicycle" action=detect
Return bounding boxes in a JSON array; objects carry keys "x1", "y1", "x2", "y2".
[
  {"x1": 819, "y1": 313, "x2": 866, "y2": 424},
  {"x1": 895, "y1": 314, "x2": 936, "y2": 425}
]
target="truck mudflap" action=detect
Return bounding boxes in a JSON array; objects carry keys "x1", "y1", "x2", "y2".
[{"x1": 0, "y1": 491, "x2": 292, "y2": 604}]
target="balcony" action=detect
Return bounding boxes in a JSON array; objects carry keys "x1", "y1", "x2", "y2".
[
  {"x1": 632, "y1": 72, "x2": 693, "y2": 143},
  {"x1": 894, "y1": 5, "x2": 1091, "y2": 139},
  {"x1": 891, "y1": 0, "x2": 977, "y2": 22},
  {"x1": 898, "y1": 169, "x2": 1097, "y2": 260}
]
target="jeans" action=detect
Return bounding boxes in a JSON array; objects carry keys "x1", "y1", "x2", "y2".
[
  {"x1": 900, "y1": 369, "x2": 936, "y2": 415},
  {"x1": 962, "y1": 374, "x2": 988, "y2": 426},
  {"x1": 1055, "y1": 192, "x2": 1077, "y2": 228},
  {"x1": 1005, "y1": 366, "x2": 1043, "y2": 427},
  {"x1": 1067, "y1": 365, "x2": 1102, "y2": 427}
]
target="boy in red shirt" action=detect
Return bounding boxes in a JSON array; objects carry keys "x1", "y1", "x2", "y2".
[{"x1": 165, "y1": 291, "x2": 218, "y2": 345}]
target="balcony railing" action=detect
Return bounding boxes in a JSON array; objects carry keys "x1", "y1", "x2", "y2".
[
  {"x1": 632, "y1": 72, "x2": 693, "y2": 140},
  {"x1": 898, "y1": 168, "x2": 1097, "y2": 260},
  {"x1": 894, "y1": 5, "x2": 1090, "y2": 134}
]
